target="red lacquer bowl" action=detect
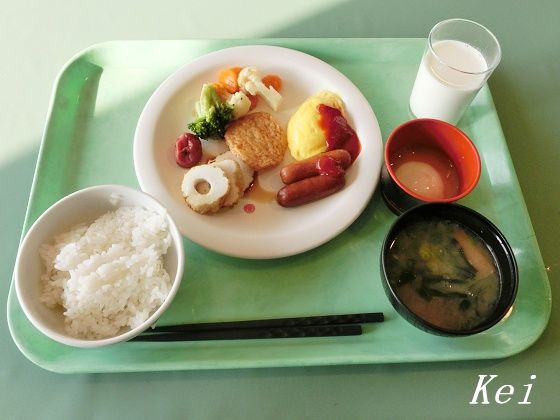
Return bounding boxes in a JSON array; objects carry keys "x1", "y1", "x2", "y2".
[{"x1": 381, "y1": 118, "x2": 481, "y2": 214}]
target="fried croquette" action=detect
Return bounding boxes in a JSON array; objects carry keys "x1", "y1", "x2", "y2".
[{"x1": 224, "y1": 112, "x2": 286, "y2": 171}]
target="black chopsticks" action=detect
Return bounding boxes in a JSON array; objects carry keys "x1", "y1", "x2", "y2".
[
  {"x1": 130, "y1": 312, "x2": 383, "y2": 342},
  {"x1": 132, "y1": 325, "x2": 363, "y2": 341}
]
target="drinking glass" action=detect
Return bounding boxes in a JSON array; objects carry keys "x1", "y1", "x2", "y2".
[{"x1": 409, "y1": 19, "x2": 501, "y2": 124}]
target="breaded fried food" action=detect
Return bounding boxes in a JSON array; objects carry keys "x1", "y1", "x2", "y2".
[{"x1": 225, "y1": 112, "x2": 286, "y2": 171}]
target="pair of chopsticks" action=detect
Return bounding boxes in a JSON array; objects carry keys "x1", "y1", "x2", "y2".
[{"x1": 130, "y1": 312, "x2": 384, "y2": 342}]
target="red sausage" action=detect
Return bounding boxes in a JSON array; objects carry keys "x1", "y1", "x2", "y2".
[
  {"x1": 280, "y1": 149, "x2": 351, "y2": 184},
  {"x1": 277, "y1": 175, "x2": 345, "y2": 207}
]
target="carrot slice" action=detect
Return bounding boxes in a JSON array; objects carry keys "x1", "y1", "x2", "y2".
[
  {"x1": 262, "y1": 74, "x2": 282, "y2": 92},
  {"x1": 218, "y1": 67, "x2": 242, "y2": 94},
  {"x1": 212, "y1": 82, "x2": 230, "y2": 100}
]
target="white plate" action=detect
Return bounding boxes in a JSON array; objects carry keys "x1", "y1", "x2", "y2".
[{"x1": 134, "y1": 45, "x2": 382, "y2": 259}]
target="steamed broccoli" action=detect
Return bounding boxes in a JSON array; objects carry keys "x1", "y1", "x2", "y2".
[{"x1": 187, "y1": 84, "x2": 234, "y2": 139}]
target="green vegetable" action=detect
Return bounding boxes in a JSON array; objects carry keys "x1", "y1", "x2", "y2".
[{"x1": 187, "y1": 84, "x2": 234, "y2": 139}]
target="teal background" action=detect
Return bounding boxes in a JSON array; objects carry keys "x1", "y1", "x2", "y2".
[{"x1": 2, "y1": 0, "x2": 558, "y2": 418}]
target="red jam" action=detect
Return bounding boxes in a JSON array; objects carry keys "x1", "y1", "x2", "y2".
[
  {"x1": 317, "y1": 104, "x2": 361, "y2": 162},
  {"x1": 316, "y1": 156, "x2": 345, "y2": 178}
]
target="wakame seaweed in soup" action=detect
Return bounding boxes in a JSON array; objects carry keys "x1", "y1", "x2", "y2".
[{"x1": 386, "y1": 219, "x2": 501, "y2": 331}]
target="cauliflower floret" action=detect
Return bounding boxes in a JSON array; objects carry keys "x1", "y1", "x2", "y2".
[
  {"x1": 237, "y1": 67, "x2": 282, "y2": 111},
  {"x1": 228, "y1": 91, "x2": 251, "y2": 119}
]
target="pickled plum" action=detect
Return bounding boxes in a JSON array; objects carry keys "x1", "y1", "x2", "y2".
[{"x1": 175, "y1": 133, "x2": 202, "y2": 168}]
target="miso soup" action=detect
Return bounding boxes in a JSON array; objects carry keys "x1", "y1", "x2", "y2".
[{"x1": 386, "y1": 219, "x2": 501, "y2": 331}]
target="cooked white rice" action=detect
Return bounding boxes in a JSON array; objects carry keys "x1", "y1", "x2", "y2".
[{"x1": 39, "y1": 206, "x2": 172, "y2": 339}]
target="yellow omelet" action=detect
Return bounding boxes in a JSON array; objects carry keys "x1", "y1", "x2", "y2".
[{"x1": 287, "y1": 91, "x2": 345, "y2": 160}]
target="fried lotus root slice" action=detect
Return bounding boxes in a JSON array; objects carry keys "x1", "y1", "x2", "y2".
[
  {"x1": 181, "y1": 165, "x2": 230, "y2": 214},
  {"x1": 210, "y1": 159, "x2": 243, "y2": 207}
]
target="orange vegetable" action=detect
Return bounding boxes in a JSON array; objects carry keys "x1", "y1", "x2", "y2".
[
  {"x1": 218, "y1": 67, "x2": 242, "y2": 94},
  {"x1": 247, "y1": 93, "x2": 259, "y2": 110},
  {"x1": 262, "y1": 74, "x2": 282, "y2": 92},
  {"x1": 212, "y1": 82, "x2": 230, "y2": 100}
]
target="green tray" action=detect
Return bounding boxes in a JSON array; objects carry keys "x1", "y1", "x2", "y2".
[{"x1": 7, "y1": 39, "x2": 551, "y2": 373}]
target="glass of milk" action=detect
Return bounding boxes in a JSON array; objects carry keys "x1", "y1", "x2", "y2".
[{"x1": 409, "y1": 19, "x2": 501, "y2": 125}]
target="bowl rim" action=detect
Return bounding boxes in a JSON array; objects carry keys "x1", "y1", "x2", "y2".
[
  {"x1": 384, "y1": 118, "x2": 481, "y2": 203},
  {"x1": 380, "y1": 202, "x2": 518, "y2": 336},
  {"x1": 14, "y1": 184, "x2": 185, "y2": 348}
]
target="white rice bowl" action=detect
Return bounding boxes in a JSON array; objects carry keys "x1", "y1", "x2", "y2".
[{"x1": 39, "y1": 206, "x2": 172, "y2": 339}]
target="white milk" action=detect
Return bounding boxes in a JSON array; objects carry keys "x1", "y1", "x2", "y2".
[{"x1": 409, "y1": 40, "x2": 488, "y2": 124}]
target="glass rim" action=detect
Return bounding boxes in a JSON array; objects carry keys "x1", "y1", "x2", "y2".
[{"x1": 428, "y1": 18, "x2": 502, "y2": 75}]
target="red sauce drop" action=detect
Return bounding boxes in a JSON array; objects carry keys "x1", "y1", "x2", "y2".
[
  {"x1": 243, "y1": 203, "x2": 256, "y2": 213},
  {"x1": 317, "y1": 104, "x2": 361, "y2": 162}
]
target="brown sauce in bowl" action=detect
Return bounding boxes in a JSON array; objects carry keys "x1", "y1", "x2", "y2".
[{"x1": 385, "y1": 219, "x2": 501, "y2": 331}]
